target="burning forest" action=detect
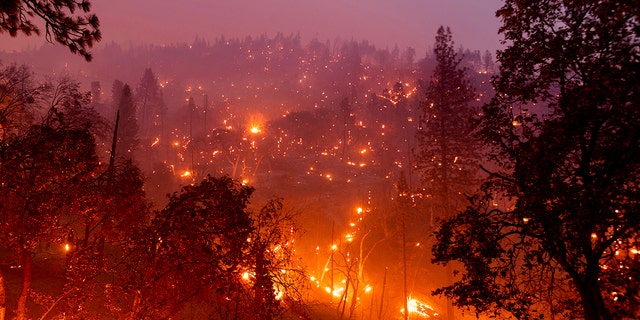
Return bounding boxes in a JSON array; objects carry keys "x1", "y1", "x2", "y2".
[{"x1": 0, "y1": 1, "x2": 638, "y2": 319}]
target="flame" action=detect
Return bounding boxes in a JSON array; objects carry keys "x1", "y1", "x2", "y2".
[
  {"x1": 345, "y1": 233, "x2": 354, "y2": 242},
  {"x1": 250, "y1": 126, "x2": 261, "y2": 134},
  {"x1": 248, "y1": 113, "x2": 265, "y2": 134},
  {"x1": 274, "y1": 288, "x2": 284, "y2": 300},
  {"x1": 401, "y1": 298, "x2": 439, "y2": 318}
]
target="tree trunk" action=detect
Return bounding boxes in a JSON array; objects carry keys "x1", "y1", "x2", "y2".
[
  {"x1": 0, "y1": 270, "x2": 6, "y2": 320},
  {"x1": 128, "y1": 290, "x2": 142, "y2": 320},
  {"x1": 253, "y1": 245, "x2": 273, "y2": 320},
  {"x1": 16, "y1": 251, "x2": 32, "y2": 320},
  {"x1": 576, "y1": 275, "x2": 612, "y2": 320}
]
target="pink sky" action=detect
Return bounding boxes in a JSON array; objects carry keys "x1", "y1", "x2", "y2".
[{"x1": 1, "y1": 0, "x2": 504, "y2": 56}]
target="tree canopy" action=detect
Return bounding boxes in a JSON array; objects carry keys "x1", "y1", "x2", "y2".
[
  {"x1": 0, "y1": 0, "x2": 101, "y2": 60},
  {"x1": 0, "y1": 64, "x2": 308, "y2": 319},
  {"x1": 432, "y1": 1, "x2": 640, "y2": 319}
]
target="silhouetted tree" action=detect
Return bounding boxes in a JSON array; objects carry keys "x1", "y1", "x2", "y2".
[
  {"x1": 110, "y1": 80, "x2": 124, "y2": 111},
  {"x1": 403, "y1": 47, "x2": 416, "y2": 67},
  {"x1": 41, "y1": 75, "x2": 109, "y2": 140},
  {"x1": 246, "y1": 198, "x2": 308, "y2": 319},
  {"x1": 53, "y1": 159, "x2": 149, "y2": 319},
  {"x1": 0, "y1": 0, "x2": 101, "y2": 60},
  {"x1": 432, "y1": 1, "x2": 640, "y2": 319},
  {"x1": 114, "y1": 84, "x2": 138, "y2": 159},
  {"x1": 135, "y1": 68, "x2": 166, "y2": 142},
  {"x1": 337, "y1": 41, "x2": 362, "y2": 101},
  {"x1": 114, "y1": 175, "x2": 254, "y2": 319},
  {"x1": 482, "y1": 50, "x2": 494, "y2": 73},
  {"x1": 0, "y1": 82, "x2": 101, "y2": 319},
  {"x1": 416, "y1": 26, "x2": 478, "y2": 222},
  {"x1": 0, "y1": 63, "x2": 38, "y2": 139},
  {"x1": 0, "y1": 71, "x2": 123, "y2": 320},
  {"x1": 415, "y1": 27, "x2": 479, "y2": 320}
]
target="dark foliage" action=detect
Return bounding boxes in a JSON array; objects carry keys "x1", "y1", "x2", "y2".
[
  {"x1": 0, "y1": 0, "x2": 101, "y2": 60},
  {"x1": 432, "y1": 1, "x2": 640, "y2": 319},
  {"x1": 114, "y1": 175, "x2": 254, "y2": 318}
]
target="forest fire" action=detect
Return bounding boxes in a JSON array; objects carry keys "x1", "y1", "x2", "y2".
[{"x1": 0, "y1": 0, "x2": 637, "y2": 319}]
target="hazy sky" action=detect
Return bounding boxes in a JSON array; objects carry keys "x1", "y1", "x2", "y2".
[{"x1": 1, "y1": 0, "x2": 505, "y2": 56}]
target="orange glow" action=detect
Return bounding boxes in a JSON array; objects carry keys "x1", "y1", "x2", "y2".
[
  {"x1": 325, "y1": 286, "x2": 344, "y2": 298},
  {"x1": 345, "y1": 233, "x2": 353, "y2": 242},
  {"x1": 248, "y1": 113, "x2": 265, "y2": 134},
  {"x1": 274, "y1": 288, "x2": 284, "y2": 300},
  {"x1": 180, "y1": 171, "x2": 191, "y2": 177},
  {"x1": 401, "y1": 298, "x2": 439, "y2": 318}
]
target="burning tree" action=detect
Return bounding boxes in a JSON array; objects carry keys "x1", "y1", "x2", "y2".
[
  {"x1": 111, "y1": 175, "x2": 253, "y2": 318},
  {"x1": 111, "y1": 175, "x2": 308, "y2": 319},
  {"x1": 245, "y1": 198, "x2": 309, "y2": 319},
  {"x1": 0, "y1": 74, "x2": 102, "y2": 320}
]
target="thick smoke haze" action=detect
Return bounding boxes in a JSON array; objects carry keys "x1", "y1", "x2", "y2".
[{"x1": 0, "y1": 0, "x2": 504, "y2": 55}]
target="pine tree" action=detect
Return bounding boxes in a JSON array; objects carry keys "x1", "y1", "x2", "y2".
[
  {"x1": 415, "y1": 26, "x2": 478, "y2": 221},
  {"x1": 115, "y1": 84, "x2": 138, "y2": 159},
  {"x1": 135, "y1": 68, "x2": 166, "y2": 143}
]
